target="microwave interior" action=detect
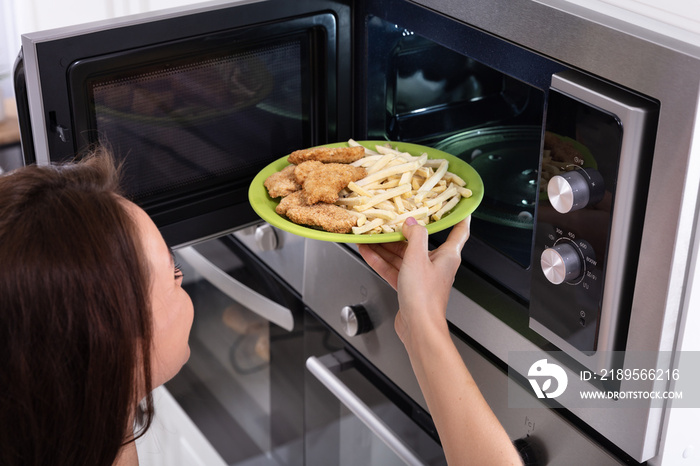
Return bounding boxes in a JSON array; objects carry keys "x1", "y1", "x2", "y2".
[{"x1": 363, "y1": 15, "x2": 548, "y2": 295}]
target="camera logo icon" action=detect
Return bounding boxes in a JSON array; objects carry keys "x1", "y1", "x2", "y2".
[{"x1": 528, "y1": 359, "x2": 568, "y2": 399}]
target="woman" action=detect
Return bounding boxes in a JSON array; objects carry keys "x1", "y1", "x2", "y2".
[
  {"x1": 0, "y1": 150, "x2": 194, "y2": 466},
  {"x1": 358, "y1": 217, "x2": 523, "y2": 466},
  {"x1": 1, "y1": 148, "x2": 515, "y2": 465}
]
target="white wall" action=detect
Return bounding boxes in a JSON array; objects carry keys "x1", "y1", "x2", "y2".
[{"x1": 535, "y1": 0, "x2": 700, "y2": 46}]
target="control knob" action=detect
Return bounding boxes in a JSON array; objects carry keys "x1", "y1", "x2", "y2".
[
  {"x1": 340, "y1": 304, "x2": 372, "y2": 337},
  {"x1": 513, "y1": 437, "x2": 543, "y2": 466},
  {"x1": 254, "y1": 223, "x2": 280, "y2": 251},
  {"x1": 540, "y1": 242, "x2": 583, "y2": 285},
  {"x1": 547, "y1": 168, "x2": 604, "y2": 214}
]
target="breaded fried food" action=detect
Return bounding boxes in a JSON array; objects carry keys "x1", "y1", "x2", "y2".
[
  {"x1": 264, "y1": 164, "x2": 301, "y2": 198},
  {"x1": 294, "y1": 160, "x2": 324, "y2": 184},
  {"x1": 285, "y1": 204, "x2": 358, "y2": 234},
  {"x1": 288, "y1": 146, "x2": 366, "y2": 164},
  {"x1": 301, "y1": 163, "x2": 367, "y2": 204},
  {"x1": 275, "y1": 190, "x2": 309, "y2": 216}
]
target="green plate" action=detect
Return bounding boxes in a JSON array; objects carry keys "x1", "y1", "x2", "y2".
[{"x1": 248, "y1": 141, "x2": 484, "y2": 243}]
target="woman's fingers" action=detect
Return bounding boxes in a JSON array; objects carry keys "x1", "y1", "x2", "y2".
[
  {"x1": 438, "y1": 216, "x2": 471, "y2": 257},
  {"x1": 358, "y1": 243, "x2": 402, "y2": 290},
  {"x1": 358, "y1": 216, "x2": 471, "y2": 290}
]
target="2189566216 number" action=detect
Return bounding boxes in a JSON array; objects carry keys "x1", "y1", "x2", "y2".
[{"x1": 581, "y1": 368, "x2": 680, "y2": 381}]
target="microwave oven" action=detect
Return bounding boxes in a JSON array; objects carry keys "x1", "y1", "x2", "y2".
[{"x1": 13, "y1": 0, "x2": 700, "y2": 464}]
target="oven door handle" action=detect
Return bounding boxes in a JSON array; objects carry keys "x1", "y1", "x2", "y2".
[
  {"x1": 177, "y1": 246, "x2": 294, "y2": 331},
  {"x1": 306, "y1": 352, "x2": 427, "y2": 466}
]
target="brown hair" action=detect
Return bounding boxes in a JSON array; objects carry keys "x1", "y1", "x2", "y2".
[{"x1": 0, "y1": 150, "x2": 154, "y2": 466}]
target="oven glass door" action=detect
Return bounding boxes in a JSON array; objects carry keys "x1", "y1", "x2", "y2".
[
  {"x1": 165, "y1": 233, "x2": 305, "y2": 466},
  {"x1": 305, "y1": 313, "x2": 446, "y2": 466}
]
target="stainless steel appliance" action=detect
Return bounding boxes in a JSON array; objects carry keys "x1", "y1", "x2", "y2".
[{"x1": 12, "y1": 0, "x2": 700, "y2": 464}]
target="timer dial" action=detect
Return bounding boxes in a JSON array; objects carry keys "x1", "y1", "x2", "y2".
[
  {"x1": 340, "y1": 304, "x2": 372, "y2": 337},
  {"x1": 541, "y1": 242, "x2": 583, "y2": 285},
  {"x1": 547, "y1": 168, "x2": 605, "y2": 214}
]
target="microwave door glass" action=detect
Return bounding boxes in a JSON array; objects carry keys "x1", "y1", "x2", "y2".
[{"x1": 79, "y1": 38, "x2": 307, "y2": 207}]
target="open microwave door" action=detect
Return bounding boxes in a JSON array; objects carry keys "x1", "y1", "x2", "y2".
[{"x1": 15, "y1": 0, "x2": 353, "y2": 246}]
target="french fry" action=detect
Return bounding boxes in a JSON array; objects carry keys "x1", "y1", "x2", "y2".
[
  {"x1": 351, "y1": 155, "x2": 382, "y2": 167},
  {"x1": 335, "y1": 196, "x2": 365, "y2": 207},
  {"x1": 366, "y1": 154, "x2": 395, "y2": 174},
  {"x1": 352, "y1": 217, "x2": 384, "y2": 234},
  {"x1": 348, "y1": 138, "x2": 379, "y2": 155},
  {"x1": 443, "y1": 172, "x2": 467, "y2": 187},
  {"x1": 346, "y1": 209, "x2": 367, "y2": 226},
  {"x1": 354, "y1": 184, "x2": 412, "y2": 211},
  {"x1": 356, "y1": 154, "x2": 428, "y2": 185},
  {"x1": 425, "y1": 186, "x2": 459, "y2": 207},
  {"x1": 387, "y1": 206, "x2": 429, "y2": 225},
  {"x1": 418, "y1": 160, "x2": 448, "y2": 193},
  {"x1": 431, "y1": 194, "x2": 461, "y2": 221},
  {"x1": 456, "y1": 186, "x2": 472, "y2": 197},
  {"x1": 347, "y1": 181, "x2": 372, "y2": 197},
  {"x1": 393, "y1": 196, "x2": 406, "y2": 213},
  {"x1": 360, "y1": 208, "x2": 398, "y2": 220}
]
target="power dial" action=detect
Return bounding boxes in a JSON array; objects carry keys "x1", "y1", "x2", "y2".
[
  {"x1": 540, "y1": 242, "x2": 583, "y2": 285},
  {"x1": 547, "y1": 168, "x2": 605, "y2": 214},
  {"x1": 340, "y1": 304, "x2": 372, "y2": 337}
]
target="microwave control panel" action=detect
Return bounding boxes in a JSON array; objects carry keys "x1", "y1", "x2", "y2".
[{"x1": 529, "y1": 71, "x2": 658, "y2": 372}]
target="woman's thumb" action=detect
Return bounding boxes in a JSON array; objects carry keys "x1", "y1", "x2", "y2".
[{"x1": 402, "y1": 217, "x2": 429, "y2": 257}]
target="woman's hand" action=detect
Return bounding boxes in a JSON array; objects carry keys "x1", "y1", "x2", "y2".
[
  {"x1": 359, "y1": 217, "x2": 523, "y2": 465},
  {"x1": 357, "y1": 216, "x2": 470, "y2": 346}
]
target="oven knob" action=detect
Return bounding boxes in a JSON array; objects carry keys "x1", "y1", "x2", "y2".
[
  {"x1": 540, "y1": 242, "x2": 582, "y2": 285},
  {"x1": 513, "y1": 437, "x2": 543, "y2": 466},
  {"x1": 547, "y1": 168, "x2": 604, "y2": 214},
  {"x1": 254, "y1": 223, "x2": 280, "y2": 251},
  {"x1": 340, "y1": 305, "x2": 372, "y2": 337}
]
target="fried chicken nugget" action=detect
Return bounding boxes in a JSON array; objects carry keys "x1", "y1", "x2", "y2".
[
  {"x1": 285, "y1": 204, "x2": 358, "y2": 234},
  {"x1": 294, "y1": 160, "x2": 324, "y2": 184},
  {"x1": 264, "y1": 164, "x2": 301, "y2": 198},
  {"x1": 275, "y1": 190, "x2": 309, "y2": 216},
  {"x1": 288, "y1": 146, "x2": 366, "y2": 164},
  {"x1": 302, "y1": 163, "x2": 367, "y2": 204}
]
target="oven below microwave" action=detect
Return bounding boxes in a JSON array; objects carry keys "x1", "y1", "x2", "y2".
[
  {"x1": 302, "y1": 232, "x2": 630, "y2": 465},
  {"x1": 152, "y1": 223, "x2": 632, "y2": 465}
]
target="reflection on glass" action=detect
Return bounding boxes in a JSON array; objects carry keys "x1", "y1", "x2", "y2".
[{"x1": 91, "y1": 42, "x2": 305, "y2": 203}]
